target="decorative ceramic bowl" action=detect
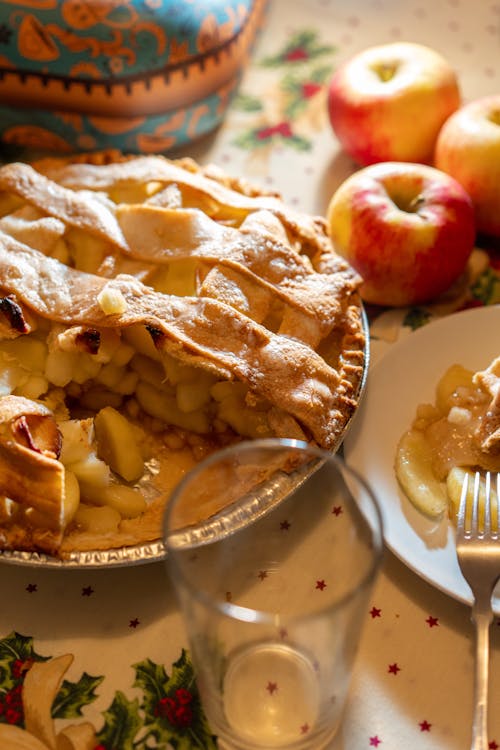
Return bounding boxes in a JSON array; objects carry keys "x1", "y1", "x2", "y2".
[{"x1": 0, "y1": 0, "x2": 267, "y2": 153}]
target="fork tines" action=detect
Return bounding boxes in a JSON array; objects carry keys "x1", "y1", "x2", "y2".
[{"x1": 458, "y1": 471, "x2": 500, "y2": 539}]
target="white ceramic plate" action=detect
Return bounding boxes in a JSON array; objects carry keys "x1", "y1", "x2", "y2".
[{"x1": 343, "y1": 305, "x2": 500, "y2": 612}]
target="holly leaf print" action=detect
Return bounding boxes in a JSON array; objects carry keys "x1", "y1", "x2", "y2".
[
  {"x1": 233, "y1": 123, "x2": 311, "y2": 151},
  {"x1": 470, "y1": 267, "x2": 500, "y2": 305},
  {"x1": 232, "y1": 92, "x2": 264, "y2": 112},
  {"x1": 133, "y1": 657, "x2": 169, "y2": 717},
  {"x1": 280, "y1": 64, "x2": 332, "y2": 119},
  {"x1": 95, "y1": 690, "x2": 142, "y2": 750},
  {"x1": 166, "y1": 649, "x2": 197, "y2": 694},
  {"x1": 136, "y1": 650, "x2": 217, "y2": 749},
  {"x1": 0, "y1": 631, "x2": 47, "y2": 692},
  {"x1": 52, "y1": 672, "x2": 104, "y2": 719},
  {"x1": 261, "y1": 30, "x2": 335, "y2": 67},
  {"x1": 402, "y1": 308, "x2": 432, "y2": 330}
]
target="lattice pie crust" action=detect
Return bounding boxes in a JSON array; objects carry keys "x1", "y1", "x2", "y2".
[{"x1": 0, "y1": 152, "x2": 365, "y2": 557}]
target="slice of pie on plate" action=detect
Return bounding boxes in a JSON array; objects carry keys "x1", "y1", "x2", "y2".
[{"x1": 0, "y1": 151, "x2": 366, "y2": 560}]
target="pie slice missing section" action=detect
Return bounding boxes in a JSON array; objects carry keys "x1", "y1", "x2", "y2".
[{"x1": 0, "y1": 152, "x2": 366, "y2": 559}]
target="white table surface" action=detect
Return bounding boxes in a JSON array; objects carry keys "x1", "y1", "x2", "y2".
[{"x1": 0, "y1": 1, "x2": 499, "y2": 748}]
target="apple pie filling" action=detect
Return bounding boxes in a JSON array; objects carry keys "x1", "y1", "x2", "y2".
[
  {"x1": 395, "y1": 356, "x2": 500, "y2": 519},
  {"x1": 0, "y1": 152, "x2": 366, "y2": 557}
]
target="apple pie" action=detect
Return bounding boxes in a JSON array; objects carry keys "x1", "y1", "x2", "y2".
[
  {"x1": 0, "y1": 151, "x2": 366, "y2": 559},
  {"x1": 395, "y1": 355, "x2": 500, "y2": 519}
]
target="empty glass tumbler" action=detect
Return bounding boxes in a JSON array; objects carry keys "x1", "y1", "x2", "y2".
[{"x1": 164, "y1": 439, "x2": 383, "y2": 750}]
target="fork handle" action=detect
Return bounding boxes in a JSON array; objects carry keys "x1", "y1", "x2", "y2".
[{"x1": 470, "y1": 609, "x2": 492, "y2": 750}]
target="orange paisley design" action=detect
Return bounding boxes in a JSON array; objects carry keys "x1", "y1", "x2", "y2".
[
  {"x1": 68, "y1": 60, "x2": 102, "y2": 78},
  {"x1": 0, "y1": 0, "x2": 268, "y2": 152},
  {"x1": 131, "y1": 20, "x2": 167, "y2": 56},
  {"x1": 2, "y1": 125, "x2": 73, "y2": 151},
  {"x1": 1, "y1": 0, "x2": 57, "y2": 8},
  {"x1": 16, "y1": 14, "x2": 59, "y2": 61},
  {"x1": 197, "y1": 5, "x2": 248, "y2": 54},
  {"x1": 136, "y1": 109, "x2": 186, "y2": 152},
  {"x1": 61, "y1": 0, "x2": 138, "y2": 30},
  {"x1": 48, "y1": 26, "x2": 136, "y2": 65}
]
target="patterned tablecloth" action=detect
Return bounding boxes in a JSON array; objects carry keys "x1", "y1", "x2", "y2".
[{"x1": 0, "y1": 1, "x2": 499, "y2": 748}]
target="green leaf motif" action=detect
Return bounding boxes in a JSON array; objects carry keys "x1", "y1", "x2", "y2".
[
  {"x1": 233, "y1": 127, "x2": 311, "y2": 152},
  {"x1": 402, "y1": 308, "x2": 432, "y2": 330},
  {"x1": 261, "y1": 30, "x2": 335, "y2": 67},
  {"x1": 95, "y1": 691, "x2": 143, "y2": 750},
  {"x1": 132, "y1": 650, "x2": 217, "y2": 749},
  {"x1": 0, "y1": 632, "x2": 47, "y2": 692},
  {"x1": 133, "y1": 657, "x2": 168, "y2": 717},
  {"x1": 0, "y1": 632, "x2": 218, "y2": 749},
  {"x1": 232, "y1": 93, "x2": 263, "y2": 112},
  {"x1": 470, "y1": 267, "x2": 500, "y2": 305},
  {"x1": 279, "y1": 66, "x2": 331, "y2": 119},
  {"x1": 232, "y1": 29, "x2": 335, "y2": 155},
  {"x1": 166, "y1": 649, "x2": 197, "y2": 698},
  {"x1": 52, "y1": 672, "x2": 104, "y2": 719}
]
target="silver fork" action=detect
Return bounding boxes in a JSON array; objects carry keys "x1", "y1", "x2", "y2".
[{"x1": 455, "y1": 471, "x2": 500, "y2": 750}]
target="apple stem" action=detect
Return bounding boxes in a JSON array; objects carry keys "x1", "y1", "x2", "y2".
[
  {"x1": 488, "y1": 109, "x2": 500, "y2": 126},
  {"x1": 407, "y1": 194, "x2": 426, "y2": 213},
  {"x1": 372, "y1": 62, "x2": 398, "y2": 82}
]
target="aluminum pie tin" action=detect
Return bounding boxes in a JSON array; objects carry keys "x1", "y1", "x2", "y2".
[{"x1": 0, "y1": 304, "x2": 370, "y2": 569}]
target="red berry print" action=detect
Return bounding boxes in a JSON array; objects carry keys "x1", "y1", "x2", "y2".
[
  {"x1": 285, "y1": 47, "x2": 309, "y2": 62},
  {"x1": 154, "y1": 688, "x2": 194, "y2": 729}
]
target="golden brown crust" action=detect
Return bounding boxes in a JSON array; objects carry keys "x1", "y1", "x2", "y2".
[
  {"x1": 0, "y1": 396, "x2": 64, "y2": 524},
  {"x1": 473, "y1": 357, "x2": 500, "y2": 453},
  {"x1": 0, "y1": 151, "x2": 366, "y2": 558},
  {"x1": 0, "y1": 235, "x2": 358, "y2": 448}
]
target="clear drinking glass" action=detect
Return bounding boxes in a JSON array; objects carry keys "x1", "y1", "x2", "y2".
[{"x1": 164, "y1": 438, "x2": 383, "y2": 750}]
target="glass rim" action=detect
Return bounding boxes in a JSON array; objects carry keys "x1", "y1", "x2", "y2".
[{"x1": 164, "y1": 437, "x2": 384, "y2": 626}]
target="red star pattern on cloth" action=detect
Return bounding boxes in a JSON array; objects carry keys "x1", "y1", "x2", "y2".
[
  {"x1": 129, "y1": 618, "x2": 140, "y2": 628},
  {"x1": 489, "y1": 742, "x2": 499, "y2": 749},
  {"x1": 258, "y1": 570, "x2": 268, "y2": 581},
  {"x1": 332, "y1": 505, "x2": 343, "y2": 516},
  {"x1": 82, "y1": 586, "x2": 94, "y2": 596},
  {"x1": 426, "y1": 615, "x2": 439, "y2": 627},
  {"x1": 388, "y1": 663, "x2": 401, "y2": 675},
  {"x1": 266, "y1": 681, "x2": 278, "y2": 695},
  {"x1": 370, "y1": 607, "x2": 382, "y2": 618},
  {"x1": 419, "y1": 720, "x2": 432, "y2": 731},
  {"x1": 280, "y1": 520, "x2": 291, "y2": 530},
  {"x1": 316, "y1": 580, "x2": 327, "y2": 590},
  {"x1": 369, "y1": 736, "x2": 382, "y2": 746},
  {"x1": 25, "y1": 583, "x2": 37, "y2": 593},
  {"x1": 300, "y1": 723, "x2": 310, "y2": 734}
]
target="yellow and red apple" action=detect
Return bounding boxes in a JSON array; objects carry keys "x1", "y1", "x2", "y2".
[
  {"x1": 328, "y1": 42, "x2": 461, "y2": 166},
  {"x1": 327, "y1": 162, "x2": 476, "y2": 307},
  {"x1": 435, "y1": 95, "x2": 500, "y2": 238}
]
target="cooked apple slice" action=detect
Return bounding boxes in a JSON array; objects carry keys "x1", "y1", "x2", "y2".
[
  {"x1": 446, "y1": 467, "x2": 499, "y2": 529},
  {"x1": 67, "y1": 454, "x2": 110, "y2": 488},
  {"x1": 59, "y1": 418, "x2": 94, "y2": 465},
  {"x1": 94, "y1": 406, "x2": 144, "y2": 482},
  {"x1": 97, "y1": 485, "x2": 146, "y2": 518},
  {"x1": 395, "y1": 429, "x2": 447, "y2": 518},
  {"x1": 435, "y1": 363, "x2": 474, "y2": 414},
  {"x1": 73, "y1": 504, "x2": 121, "y2": 533}
]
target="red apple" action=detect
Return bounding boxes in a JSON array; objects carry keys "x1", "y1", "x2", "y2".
[
  {"x1": 328, "y1": 42, "x2": 461, "y2": 166},
  {"x1": 435, "y1": 95, "x2": 500, "y2": 237},
  {"x1": 326, "y1": 162, "x2": 476, "y2": 307}
]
